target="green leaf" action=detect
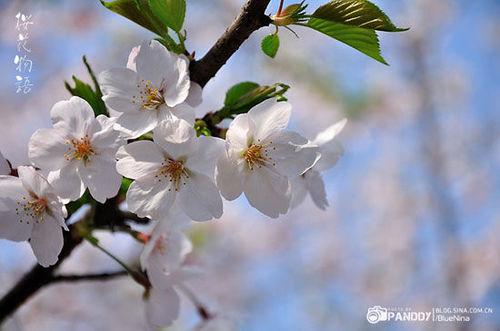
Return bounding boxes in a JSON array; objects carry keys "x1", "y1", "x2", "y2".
[
  {"x1": 100, "y1": 0, "x2": 169, "y2": 37},
  {"x1": 261, "y1": 34, "x2": 280, "y2": 58},
  {"x1": 307, "y1": 18, "x2": 387, "y2": 64},
  {"x1": 312, "y1": 0, "x2": 408, "y2": 32},
  {"x1": 65, "y1": 56, "x2": 109, "y2": 116},
  {"x1": 224, "y1": 82, "x2": 260, "y2": 107},
  {"x1": 149, "y1": 0, "x2": 186, "y2": 32}
]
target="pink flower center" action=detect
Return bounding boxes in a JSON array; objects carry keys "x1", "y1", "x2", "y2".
[
  {"x1": 16, "y1": 195, "x2": 48, "y2": 224},
  {"x1": 65, "y1": 135, "x2": 95, "y2": 165}
]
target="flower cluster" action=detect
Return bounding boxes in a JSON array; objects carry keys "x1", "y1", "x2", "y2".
[{"x1": 0, "y1": 40, "x2": 345, "y2": 328}]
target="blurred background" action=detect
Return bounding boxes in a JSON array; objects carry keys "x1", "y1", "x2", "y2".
[{"x1": 0, "y1": 0, "x2": 499, "y2": 330}]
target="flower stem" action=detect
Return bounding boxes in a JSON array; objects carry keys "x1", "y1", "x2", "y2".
[
  {"x1": 83, "y1": 235, "x2": 136, "y2": 278},
  {"x1": 177, "y1": 283, "x2": 212, "y2": 320}
]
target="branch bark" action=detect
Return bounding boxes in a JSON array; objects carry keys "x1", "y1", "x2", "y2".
[
  {"x1": 51, "y1": 270, "x2": 128, "y2": 283},
  {"x1": 190, "y1": 0, "x2": 272, "y2": 87},
  {"x1": 0, "y1": 0, "x2": 273, "y2": 324}
]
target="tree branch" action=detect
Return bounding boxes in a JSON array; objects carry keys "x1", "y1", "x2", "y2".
[
  {"x1": 51, "y1": 270, "x2": 128, "y2": 283},
  {"x1": 190, "y1": 0, "x2": 272, "y2": 87},
  {"x1": 0, "y1": 0, "x2": 274, "y2": 324}
]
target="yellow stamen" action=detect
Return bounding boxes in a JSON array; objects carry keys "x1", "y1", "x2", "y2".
[
  {"x1": 155, "y1": 159, "x2": 189, "y2": 191},
  {"x1": 132, "y1": 79, "x2": 165, "y2": 111},
  {"x1": 16, "y1": 195, "x2": 48, "y2": 225},
  {"x1": 242, "y1": 141, "x2": 276, "y2": 170},
  {"x1": 65, "y1": 135, "x2": 95, "y2": 165}
]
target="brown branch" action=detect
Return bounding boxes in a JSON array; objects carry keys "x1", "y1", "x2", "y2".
[
  {"x1": 51, "y1": 270, "x2": 128, "y2": 283},
  {"x1": 190, "y1": 0, "x2": 272, "y2": 87},
  {"x1": 0, "y1": 0, "x2": 273, "y2": 324}
]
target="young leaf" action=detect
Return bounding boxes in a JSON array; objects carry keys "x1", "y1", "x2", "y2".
[
  {"x1": 100, "y1": 0, "x2": 168, "y2": 37},
  {"x1": 65, "y1": 56, "x2": 108, "y2": 116},
  {"x1": 261, "y1": 34, "x2": 280, "y2": 58},
  {"x1": 312, "y1": 0, "x2": 408, "y2": 32},
  {"x1": 224, "y1": 82, "x2": 260, "y2": 107},
  {"x1": 149, "y1": 0, "x2": 186, "y2": 32},
  {"x1": 307, "y1": 18, "x2": 387, "y2": 64}
]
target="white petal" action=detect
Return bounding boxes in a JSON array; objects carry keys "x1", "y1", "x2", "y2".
[
  {"x1": 153, "y1": 118, "x2": 196, "y2": 159},
  {"x1": 47, "y1": 164, "x2": 85, "y2": 201},
  {"x1": 145, "y1": 287, "x2": 180, "y2": 329},
  {"x1": 163, "y1": 56, "x2": 191, "y2": 107},
  {"x1": 268, "y1": 131, "x2": 319, "y2": 177},
  {"x1": 244, "y1": 166, "x2": 290, "y2": 218},
  {"x1": 313, "y1": 118, "x2": 347, "y2": 146},
  {"x1": 289, "y1": 175, "x2": 308, "y2": 210},
  {"x1": 127, "y1": 175, "x2": 175, "y2": 219},
  {"x1": 126, "y1": 45, "x2": 141, "y2": 71},
  {"x1": 50, "y1": 97, "x2": 95, "y2": 136},
  {"x1": 215, "y1": 151, "x2": 243, "y2": 201},
  {"x1": 91, "y1": 115, "x2": 124, "y2": 150},
  {"x1": 161, "y1": 102, "x2": 196, "y2": 125},
  {"x1": 28, "y1": 127, "x2": 70, "y2": 170},
  {"x1": 226, "y1": 113, "x2": 253, "y2": 150},
  {"x1": 185, "y1": 81, "x2": 203, "y2": 107},
  {"x1": 0, "y1": 152, "x2": 10, "y2": 175},
  {"x1": 306, "y1": 170, "x2": 329, "y2": 210},
  {"x1": 29, "y1": 216, "x2": 64, "y2": 267},
  {"x1": 17, "y1": 166, "x2": 52, "y2": 197},
  {"x1": 99, "y1": 68, "x2": 140, "y2": 110},
  {"x1": 178, "y1": 172, "x2": 223, "y2": 221},
  {"x1": 248, "y1": 100, "x2": 291, "y2": 142},
  {"x1": 0, "y1": 176, "x2": 33, "y2": 241},
  {"x1": 79, "y1": 156, "x2": 122, "y2": 203},
  {"x1": 115, "y1": 110, "x2": 158, "y2": 139},
  {"x1": 185, "y1": 136, "x2": 225, "y2": 177},
  {"x1": 116, "y1": 141, "x2": 164, "y2": 180}
]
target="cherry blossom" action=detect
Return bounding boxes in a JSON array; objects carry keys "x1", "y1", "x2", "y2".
[
  {"x1": 290, "y1": 119, "x2": 346, "y2": 210},
  {"x1": 99, "y1": 40, "x2": 194, "y2": 138},
  {"x1": 28, "y1": 96, "x2": 124, "y2": 203},
  {"x1": 216, "y1": 100, "x2": 318, "y2": 218},
  {"x1": 141, "y1": 212, "x2": 194, "y2": 329},
  {"x1": 116, "y1": 118, "x2": 224, "y2": 221},
  {"x1": 0, "y1": 166, "x2": 67, "y2": 267},
  {"x1": 140, "y1": 213, "x2": 192, "y2": 288},
  {"x1": 0, "y1": 152, "x2": 10, "y2": 175}
]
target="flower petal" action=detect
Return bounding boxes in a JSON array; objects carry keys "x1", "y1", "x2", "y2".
[
  {"x1": 226, "y1": 113, "x2": 253, "y2": 150},
  {"x1": 185, "y1": 81, "x2": 203, "y2": 107},
  {"x1": 268, "y1": 131, "x2": 319, "y2": 177},
  {"x1": 0, "y1": 176, "x2": 33, "y2": 241},
  {"x1": 215, "y1": 151, "x2": 243, "y2": 201},
  {"x1": 28, "y1": 127, "x2": 70, "y2": 170},
  {"x1": 244, "y1": 166, "x2": 290, "y2": 218},
  {"x1": 248, "y1": 100, "x2": 291, "y2": 142},
  {"x1": 289, "y1": 175, "x2": 308, "y2": 210},
  {"x1": 29, "y1": 216, "x2": 64, "y2": 267},
  {"x1": 153, "y1": 118, "x2": 196, "y2": 159},
  {"x1": 126, "y1": 45, "x2": 141, "y2": 71},
  {"x1": 91, "y1": 115, "x2": 124, "y2": 150},
  {"x1": 145, "y1": 287, "x2": 180, "y2": 329},
  {"x1": 50, "y1": 97, "x2": 95, "y2": 136},
  {"x1": 127, "y1": 175, "x2": 175, "y2": 219},
  {"x1": 79, "y1": 156, "x2": 122, "y2": 203},
  {"x1": 313, "y1": 119, "x2": 346, "y2": 171},
  {"x1": 178, "y1": 172, "x2": 223, "y2": 221},
  {"x1": 17, "y1": 166, "x2": 52, "y2": 197},
  {"x1": 306, "y1": 170, "x2": 329, "y2": 210},
  {"x1": 185, "y1": 136, "x2": 225, "y2": 177},
  {"x1": 116, "y1": 141, "x2": 164, "y2": 180},
  {"x1": 163, "y1": 56, "x2": 190, "y2": 107},
  {"x1": 47, "y1": 164, "x2": 85, "y2": 201},
  {"x1": 115, "y1": 110, "x2": 158, "y2": 139}
]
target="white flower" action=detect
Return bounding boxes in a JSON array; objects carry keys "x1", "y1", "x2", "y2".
[
  {"x1": 99, "y1": 40, "x2": 194, "y2": 138},
  {"x1": 28, "y1": 96, "x2": 124, "y2": 203},
  {"x1": 290, "y1": 119, "x2": 346, "y2": 210},
  {"x1": 0, "y1": 166, "x2": 68, "y2": 267},
  {"x1": 216, "y1": 100, "x2": 318, "y2": 218},
  {"x1": 127, "y1": 44, "x2": 203, "y2": 108},
  {"x1": 140, "y1": 214, "x2": 192, "y2": 289},
  {"x1": 116, "y1": 118, "x2": 224, "y2": 221},
  {"x1": 141, "y1": 213, "x2": 194, "y2": 329},
  {"x1": 0, "y1": 151, "x2": 10, "y2": 175}
]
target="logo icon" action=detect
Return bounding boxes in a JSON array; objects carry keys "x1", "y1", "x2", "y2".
[{"x1": 367, "y1": 306, "x2": 389, "y2": 324}]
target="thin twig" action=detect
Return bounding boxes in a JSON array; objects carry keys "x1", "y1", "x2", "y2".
[
  {"x1": 177, "y1": 283, "x2": 212, "y2": 321},
  {"x1": 51, "y1": 270, "x2": 128, "y2": 283}
]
